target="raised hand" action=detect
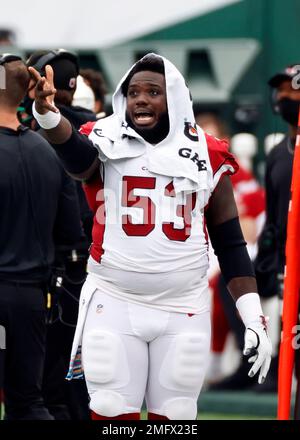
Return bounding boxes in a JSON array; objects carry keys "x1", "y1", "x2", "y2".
[{"x1": 28, "y1": 65, "x2": 58, "y2": 114}]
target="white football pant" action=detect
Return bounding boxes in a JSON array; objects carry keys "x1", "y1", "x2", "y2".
[{"x1": 82, "y1": 290, "x2": 211, "y2": 419}]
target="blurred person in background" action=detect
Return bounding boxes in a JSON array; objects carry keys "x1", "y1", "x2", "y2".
[
  {"x1": 25, "y1": 49, "x2": 97, "y2": 419},
  {"x1": 0, "y1": 54, "x2": 82, "y2": 420},
  {"x1": 26, "y1": 50, "x2": 97, "y2": 242},
  {"x1": 196, "y1": 113, "x2": 266, "y2": 389},
  {"x1": 0, "y1": 29, "x2": 16, "y2": 46},
  {"x1": 72, "y1": 75, "x2": 96, "y2": 113},
  {"x1": 254, "y1": 64, "x2": 300, "y2": 394},
  {"x1": 80, "y1": 68, "x2": 107, "y2": 119}
]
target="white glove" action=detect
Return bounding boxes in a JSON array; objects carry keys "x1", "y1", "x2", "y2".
[
  {"x1": 243, "y1": 317, "x2": 272, "y2": 384},
  {"x1": 236, "y1": 293, "x2": 272, "y2": 385}
]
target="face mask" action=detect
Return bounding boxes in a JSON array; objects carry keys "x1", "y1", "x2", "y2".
[{"x1": 277, "y1": 97, "x2": 300, "y2": 127}]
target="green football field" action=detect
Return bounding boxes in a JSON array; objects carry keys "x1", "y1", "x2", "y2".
[
  {"x1": 140, "y1": 412, "x2": 275, "y2": 420},
  {"x1": 139, "y1": 390, "x2": 279, "y2": 420},
  {"x1": 1, "y1": 390, "x2": 279, "y2": 420},
  {"x1": 0, "y1": 407, "x2": 276, "y2": 421},
  {"x1": 0, "y1": 412, "x2": 275, "y2": 420}
]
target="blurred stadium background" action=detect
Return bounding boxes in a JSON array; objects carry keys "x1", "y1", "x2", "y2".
[{"x1": 2, "y1": 0, "x2": 300, "y2": 173}]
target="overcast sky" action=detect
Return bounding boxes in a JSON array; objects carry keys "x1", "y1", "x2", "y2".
[{"x1": 0, "y1": 0, "x2": 240, "y2": 48}]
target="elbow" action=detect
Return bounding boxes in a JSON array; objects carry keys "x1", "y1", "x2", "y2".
[{"x1": 68, "y1": 157, "x2": 100, "y2": 181}]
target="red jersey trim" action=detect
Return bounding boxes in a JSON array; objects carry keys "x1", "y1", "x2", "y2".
[
  {"x1": 205, "y1": 133, "x2": 239, "y2": 190},
  {"x1": 80, "y1": 120, "x2": 106, "y2": 263},
  {"x1": 79, "y1": 121, "x2": 96, "y2": 137},
  {"x1": 88, "y1": 173, "x2": 106, "y2": 263}
]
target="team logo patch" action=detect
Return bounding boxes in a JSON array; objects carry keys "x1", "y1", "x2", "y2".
[
  {"x1": 178, "y1": 147, "x2": 207, "y2": 171},
  {"x1": 93, "y1": 128, "x2": 104, "y2": 137},
  {"x1": 96, "y1": 304, "x2": 103, "y2": 314},
  {"x1": 184, "y1": 121, "x2": 199, "y2": 142},
  {"x1": 69, "y1": 77, "x2": 76, "y2": 89}
]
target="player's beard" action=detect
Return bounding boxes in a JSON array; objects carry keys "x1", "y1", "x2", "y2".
[{"x1": 126, "y1": 110, "x2": 170, "y2": 144}]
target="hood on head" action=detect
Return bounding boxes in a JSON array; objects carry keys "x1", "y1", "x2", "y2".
[{"x1": 112, "y1": 53, "x2": 195, "y2": 142}]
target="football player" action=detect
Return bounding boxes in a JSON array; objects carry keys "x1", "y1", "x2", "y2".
[{"x1": 29, "y1": 53, "x2": 272, "y2": 420}]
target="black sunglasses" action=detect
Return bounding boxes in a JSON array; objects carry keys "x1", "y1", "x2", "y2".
[{"x1": 0, "y1": 54, "x2": 23, "y2": 66}]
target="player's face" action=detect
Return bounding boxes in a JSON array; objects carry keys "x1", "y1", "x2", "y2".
[{"x1": 126, "y1": 71, "x2": 167, "y2": 130}]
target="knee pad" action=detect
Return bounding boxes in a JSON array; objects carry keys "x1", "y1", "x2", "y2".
[
  {"x1": 82, "y1": 330, "x2": 120, "y2": 383},
  {"x1": 172, "y1": 333, "x2": 208, "y2": 389},
  {"x1": 90, "y1": 390, "x2": 126, "y2": 417},
  {"x1": 163, "y1": 398, "x2": 197, "y2": 420}
]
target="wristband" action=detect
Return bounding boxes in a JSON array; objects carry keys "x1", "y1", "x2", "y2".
[
  {"x1": 32, "y1": 101, "x2": 61, "y2": 129},
  {"x1": 236, "y1": 292, "x2": 263, "y2": 327}
]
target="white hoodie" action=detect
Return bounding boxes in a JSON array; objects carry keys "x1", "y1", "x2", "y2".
[{"x1": 66, "y1": 54, "x2": 237, "y2": 379}]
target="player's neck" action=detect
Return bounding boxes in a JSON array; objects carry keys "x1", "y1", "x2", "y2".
[{"x1": 0, "y1": 109, "x2": 20, "y2": 130}]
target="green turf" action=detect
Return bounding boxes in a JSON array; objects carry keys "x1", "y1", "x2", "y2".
[
  {"x1": 1, "y1": 393, "x2": 279, "y2": 421},
  {"x1": 197, "y1": 413, "x2": 275, "y2": 420},
  {"x1": 140, "y1": 411, "x2": 275, "y2": 420},
  {"x1": 0, "y1": 408, "x2": 276, "y2": 421},
  {"x1": 198, "y1": 391, "x2": 278, "y2": 418}
]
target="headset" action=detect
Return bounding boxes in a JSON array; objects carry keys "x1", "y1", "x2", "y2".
[
  {"x1": 28, "y1": 49, "x2": 79, "y2": 75},
  {"x1": 0, "y1": 53, "x2": 22, "y2": 65}
]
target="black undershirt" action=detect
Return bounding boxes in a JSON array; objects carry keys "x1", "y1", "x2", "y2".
[{"x1": 264, "y1": 135, "x2": 294, "y2": 272}]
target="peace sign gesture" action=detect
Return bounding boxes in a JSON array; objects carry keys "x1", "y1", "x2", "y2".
[{"x1": 28, "y1": 65, "x2": 59, "y2": 114}]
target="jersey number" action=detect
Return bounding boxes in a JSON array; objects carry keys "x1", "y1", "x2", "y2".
[{"x1": 121, "y1": 176, "x2": 196, "y2": 241}]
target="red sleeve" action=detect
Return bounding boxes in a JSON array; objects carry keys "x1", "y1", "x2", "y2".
[
  {"x1": 79, "y1": 121, "x2": 97, "y2": 137},
  {"x1": 79, "y1": 121, "x2": 100, "y2": 213},
  {"x1": 205, "y1": 133, "x2": 239, "y2": 189},
  {"x1": 82, "y1": 172, "x2": 103, "y2": 214}
]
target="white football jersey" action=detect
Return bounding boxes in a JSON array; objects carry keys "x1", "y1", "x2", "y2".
[
  {"x1": 81, "y1": 130, "x2": 237, "y2": 313},
  {"x1": 97, "y1": 149, "x2": 208, "y2": 273},
  {"x1": 79, "y1": 55, "x2": 238, "y2": 313}
]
